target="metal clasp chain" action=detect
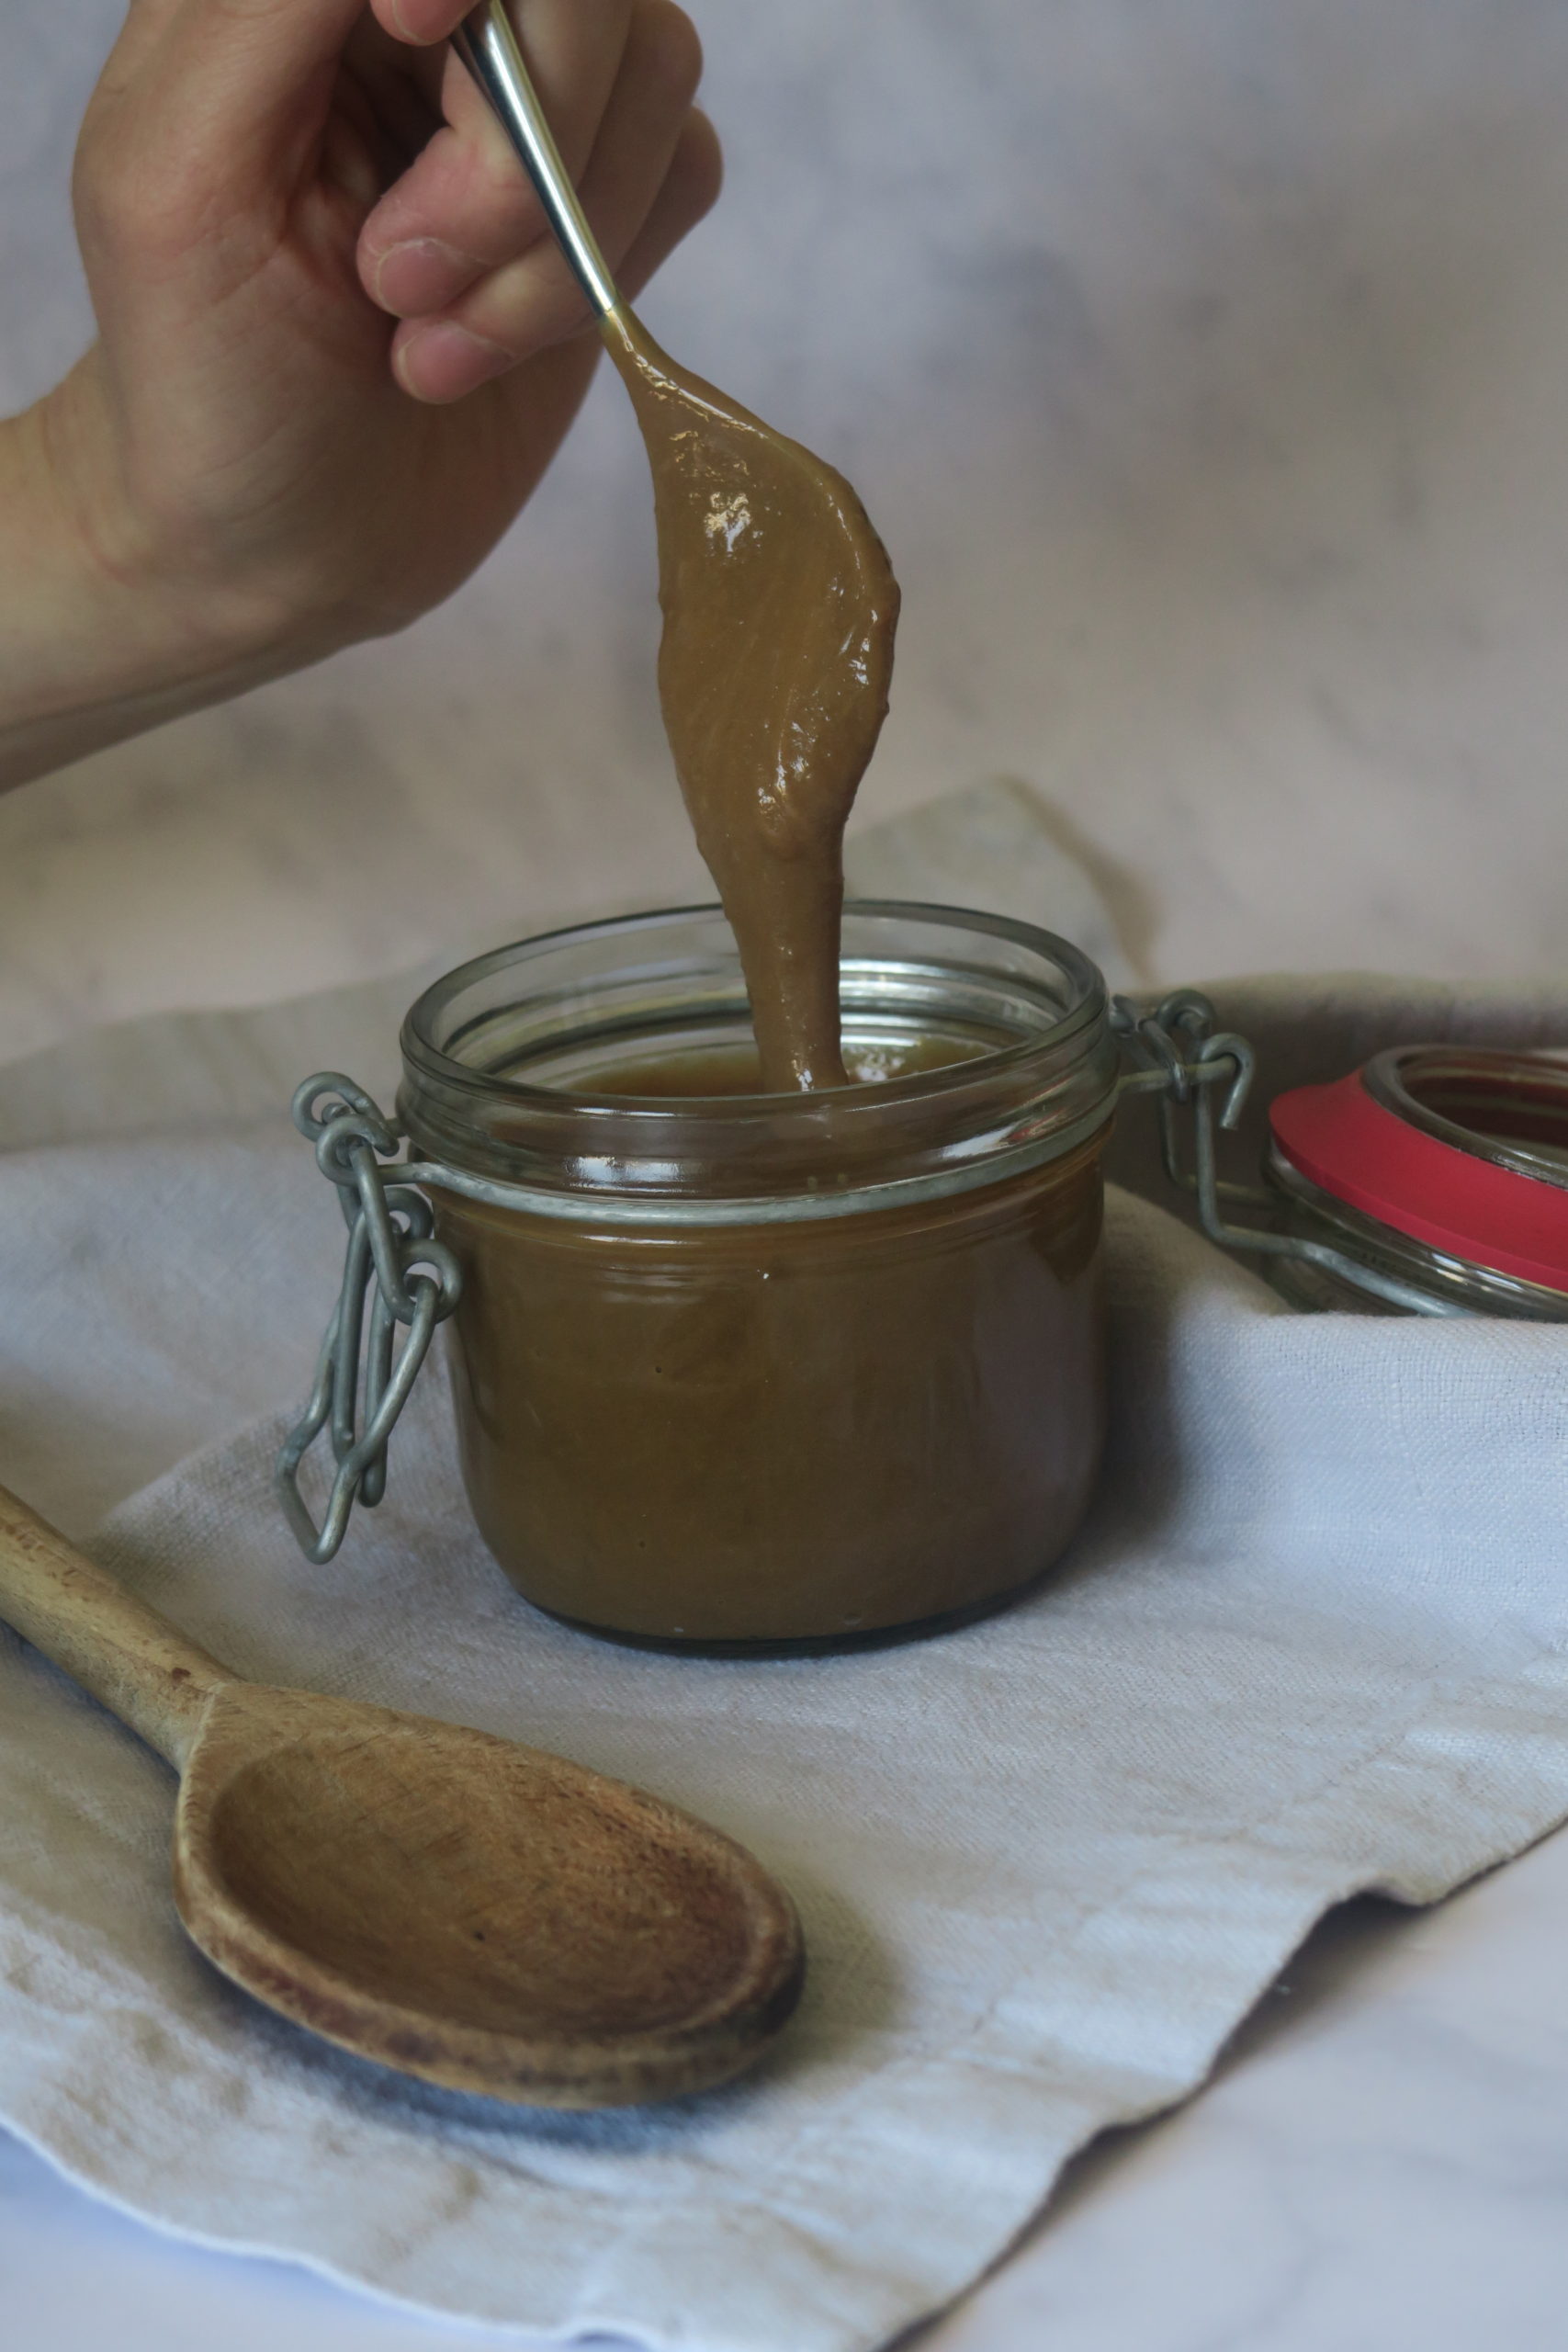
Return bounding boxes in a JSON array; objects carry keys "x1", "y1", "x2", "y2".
[
  {"x1": 1112, "y1": 994, "x2": 1468, "y2": 1315},
  {"x1": 275, "y1": 1073, "x2": 463, "y2": 1564}
]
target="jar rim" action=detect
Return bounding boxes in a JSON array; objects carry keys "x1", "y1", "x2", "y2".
[
  {"x1": 1364, "y1": 1045, "x2": 1568, "y2": 1193},
  {"x1": 396, "y1": 899, "x2": 1117, "y2": 1213},
  {"x1": 1269, "y1": 1045, "x2": 1568, "y2": 1300},
  {"x1": 400, "y1": 897, "x2": 1107, "y2": 1119}
]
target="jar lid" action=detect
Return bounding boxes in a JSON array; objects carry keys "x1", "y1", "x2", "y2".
[{"x1": 1269, "y1": 1046, "x2": 1568, "y2": 1295}]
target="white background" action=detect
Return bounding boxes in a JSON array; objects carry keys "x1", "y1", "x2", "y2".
[{"x1": 8, "y1": 3, "x2": 1568, "y2": 1056}]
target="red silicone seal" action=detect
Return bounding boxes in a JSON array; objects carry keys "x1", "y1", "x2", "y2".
[{"x1": 1269, "y1": 1067, "x2": 1568, "y2": 1294}]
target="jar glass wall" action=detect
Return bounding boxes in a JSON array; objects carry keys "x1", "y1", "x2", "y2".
[
  {"x1": 1264, "y1": 1045, "x2": 1568, "y2": 1319},
  {"x1": 399, "y1": 904, "x2": 1120, "y2": 1650}
]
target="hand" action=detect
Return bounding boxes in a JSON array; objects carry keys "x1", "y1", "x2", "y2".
[{"x1": 0, "y1": 0, "x2": 720, "y2": 789}]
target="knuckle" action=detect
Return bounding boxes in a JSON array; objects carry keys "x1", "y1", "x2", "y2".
[
  {"x1": 70, "y1": 100, "x2": 126, "y2": 247},
  {"x1": 637, "y1": 0, "x2": 705, "y2": 110},
  {"x1": 465, "y1": 244, "x2": 589, "y2": 354},
  {"x1": 440, "y1": 126, "x2": 545, "y2": 257},
  {"x1": 75, "y1": 121, "x2": 209, "y2": 263},
  {"x1": 476, "y1": 162, "x2": 543, "y2": 248},
  {"x1": 676, "y1": 109, "x2": 724, "y2": 215}
]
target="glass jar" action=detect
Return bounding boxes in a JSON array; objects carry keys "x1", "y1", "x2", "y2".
[
  {"x1": 1263, "y1": 1045, "x2": 1568, "y2": 1319},
  {"x1": 392, "y1": 904, "x2": 1119, "y2": 1651},
  {"x1": 279, "y1": 973, "x2": 1568, "y2": 1610}
]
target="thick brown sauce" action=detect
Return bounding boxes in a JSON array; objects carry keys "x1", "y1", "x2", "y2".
[
  {"x1": 585, "y1": 1034, "x2": 990, "y2": 1099},
  {"x1": 432, "y1": 305, "x2": 1108, "y2": 1646},
  {"x1": 603, "y1": 306, "x2": 899, "y2": 1092},
  {"x1": 442, "y1": 1127, "x2": 1106, "y2": 1645}
]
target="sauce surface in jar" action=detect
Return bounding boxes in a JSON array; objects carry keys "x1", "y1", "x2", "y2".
[{"x1": 584, "y1": 1032, "x2": 992, "y2": 1098}]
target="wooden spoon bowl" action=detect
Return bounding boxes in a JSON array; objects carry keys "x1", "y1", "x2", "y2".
[
  {"x1": 0, "y1": 1487, "x2": 804, "y2": 2108},
  {"x1": 178, "y1": 1685, "x2": 802, "y2": 2104}
]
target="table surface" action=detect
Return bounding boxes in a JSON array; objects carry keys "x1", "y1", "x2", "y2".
[{"x1": 10, "y1": 1815, "x2": 1568, "y2": 2352}]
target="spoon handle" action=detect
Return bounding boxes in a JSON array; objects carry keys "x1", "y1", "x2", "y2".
[
  {"x1": 0, "y1": 1484, "x2": 233, "y2": 1770},
  {"x1": 453, "y1": 0, "x2": 620, "y2": 319}
]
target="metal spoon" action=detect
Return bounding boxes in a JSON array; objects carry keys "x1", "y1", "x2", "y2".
[{"x1": 453, "y1": 0, "x2": 620, "y2": 319}]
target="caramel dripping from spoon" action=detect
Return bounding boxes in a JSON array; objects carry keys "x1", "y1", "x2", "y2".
[{"x1": 456, "y1": 2, "x2": 900, "y2": 1090}]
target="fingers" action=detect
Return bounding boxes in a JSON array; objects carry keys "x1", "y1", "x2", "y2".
[
  {"x1": 357, "y1": 51, "x2": 560, "y2": 319},
  {"x1": 364, "y1": 0, "x2": 636, "y2": 267},
  {"x1": 73, "y1": 0, "x2": 372, "y2": 291},
  {"x1": 90, "y1": 0, "x2": 636, "y2": 243},
  {"x1": 362, "y1": 0, "x2": 485, "y2": 47},
  {"x1": 338, "y1": 14, "x2": 449, "y2": 172},
  {"x1": 360, "y1": 0, "x2": 653, "y2": 321},
  {"x1": 448, "y1": 107, "x2": 717, "y2": 485},
  {"x1": 615, "y1": 107, "x2": 723, "y2": 300},
  {"x1": 119, "y1": 0, "x2": 370, "y2": 184},
  {"x1": 395, "y1": 106, "x2": 719, "y2": 404},
  {"x1": 377, "y1": 1, "x2": 711, "y2": 401}
]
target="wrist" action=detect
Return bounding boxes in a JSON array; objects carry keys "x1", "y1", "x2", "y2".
[{"x1": 0, "y1": 356, "x2": 323, "y2": 790}]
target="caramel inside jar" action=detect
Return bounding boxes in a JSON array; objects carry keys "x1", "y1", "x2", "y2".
[{"x1": 435, "y1": 1032, "x2": 1108, "y2": 1649}]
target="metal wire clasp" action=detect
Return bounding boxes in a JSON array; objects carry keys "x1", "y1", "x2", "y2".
[
  {"x1": 275, "y1": 1074, "x2": 462, "y2": 1564},
  {"x1": 1112, "y1": 993, "x2": 1468, "y2": 1315}
]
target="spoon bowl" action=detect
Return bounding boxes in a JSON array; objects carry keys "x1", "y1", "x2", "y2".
[
  {"x1": 0, "y1": 1486, "x2": 804, "y2": 2108},
  {"x1": 175, "y1": 1683, "x2": 803, "y2": 2104}
]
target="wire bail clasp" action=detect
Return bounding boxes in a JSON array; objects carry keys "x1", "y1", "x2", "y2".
[
  {"x1": 1112, "y1": 987, "x2": 1260, "y2": 1215},
  {"x1": 275, "y1": 1073, "x2": 463, "y2": 1564},
  {"x1": 1111, "y1": 994, "x2": 1469, "y2": 1315}
]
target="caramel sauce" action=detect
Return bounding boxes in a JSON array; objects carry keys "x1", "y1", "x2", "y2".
[
  {"x1": 584, "y1": 1033, "x2": 992, "y2": 1099},
  {"x1": 603, "y1": 306, "x2": 899, "y2": 1092},
  {"x1": 441, "y1": 1129, "x2": 1106, "y2": 1646},
  {"x1": 429, "y1": 307, "x2": 1109, "y2": 1647}
]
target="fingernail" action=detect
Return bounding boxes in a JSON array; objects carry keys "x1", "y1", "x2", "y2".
[
  {"x1": 387, "y1": 0, "x2": 438, "y2": 43},
  {"x1": 395, "y1": 320, "x2": 514, "y2": 403},
  {"x1": 371, "y1": 236, "x2": 479, "y2": 317}
]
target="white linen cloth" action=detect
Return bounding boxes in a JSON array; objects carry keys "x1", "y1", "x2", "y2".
[{"x1": 5, "y1": 790, "x2": 1568, "y2": 2352}]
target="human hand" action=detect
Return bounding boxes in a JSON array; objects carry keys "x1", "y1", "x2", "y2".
[{"x1": 2, "y1": 0, "x2": 719, "y2": 786}]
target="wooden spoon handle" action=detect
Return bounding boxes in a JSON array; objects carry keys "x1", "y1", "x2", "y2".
[{"x1": 0, "y1": 1484, "x2": 234, "y2": 1769}]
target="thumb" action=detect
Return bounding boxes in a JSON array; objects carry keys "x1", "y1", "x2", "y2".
[
  {"x1": 133, "y1": 0, "x2": 370, "y2": 193},
  {"x1": 366, "y1": 0, "x2": 483, "y2": 46}
]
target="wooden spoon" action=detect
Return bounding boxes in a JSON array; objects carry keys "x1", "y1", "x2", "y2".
[{"x1": 0, "y1": 1484, "x2": 804, "y2": 2107}]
